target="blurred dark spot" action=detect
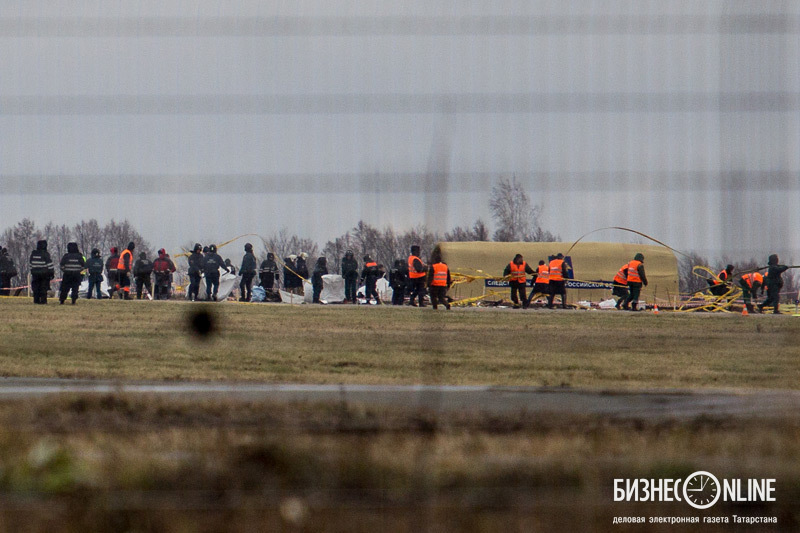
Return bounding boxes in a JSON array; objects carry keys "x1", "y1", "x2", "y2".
[{"x1": 187, "y1": 308, "x2": 216, "y2": 339}]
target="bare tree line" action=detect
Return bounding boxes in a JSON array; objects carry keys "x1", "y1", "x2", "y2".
[
  {"x1": 1, "y1": 218, "x2": 152, "y2": 281},
  {"x1": 9, "y1": 178, "x2": 792, "y2": 298}
]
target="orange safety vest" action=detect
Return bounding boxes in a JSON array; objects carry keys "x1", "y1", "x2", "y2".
[
  {"x1": 535, "y1": 264, "x2": 550, "y2": 284},
  {"x1": 627, "y1": 260, "x2": 642, "y2": 283},
  {"x1": 408, "y1": 255, "x2": 426, "y2": 279},
  {"x1": 508, "y1": 261, "x2": 527, "y2": 283},
  {"x1": 613, "y1": 263, "x2": 629, "y2": 285},
  {"x1": 549, "y1": 259, "x2": 564, "y2": 281},
  {"x1": 431, "y1": 263, "x2": 448, "y2": 287},
  {"x1": 117, "y1": 249, "x2": 133, "y2": 272},
  {"x1": 742, "y1": 272, "x2": 763, "y2": 288},
  {"x1": 712, "y1": 269, "x2": 728, "y2": 286},
  {"x1": 365, "y1": 262, "x2": 377, "y2": 268}
]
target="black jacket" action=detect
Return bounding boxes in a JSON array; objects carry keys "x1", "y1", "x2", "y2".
[
  {"x1": 60, "y1": 243, "x2": 86, "y2": 275},
  {"x1": 240, "y1": 252, "x2": 257, "y2": 274},
  {"x1": 295, "y1": 257, "x2": 309, "y2": 279},
  {"x1": 30, "y1": 241, "x2": 55, "y2": 277},
  {"x1": 0, "y1": 253, "x2": 17, "y2": 277},
  {"x1": 86, "y1": 256, "x2": 104, "y2": 275},
  {"x1": 766, "y1": 264, "x2": 789, "y2": 290},
  {"x1": 133, "y1": 258, "x2": 154, "y2": 277},
  {"x1": 361, "y1": 263, "x2": 383, "y2": 284},
  {"x1": 283, "y1": 259, "x2": 300, "y2": 288},
  {"x1": 390, "y1": 265, "x2": 408, "y2": 289},
  {"x1": 203, "y1": 252, "x2": 227, "y2": 276},
  {"x1": 341, "y1": 256, "x2": 359, "y2": 280},
  {"x1": 188, "y1": 251, "x2": 205, "y2": 275},
  {"x1": 312, "y1": 263, "x2": 328, "y2": 289},
  {"x1": 259, "y1": 258, "x2": 279, "y2": 280}
]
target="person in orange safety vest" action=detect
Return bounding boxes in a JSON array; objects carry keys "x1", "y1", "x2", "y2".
[
  {"x1": 426, "y1": 250, "x2": 452, "y2": 310},
  {"x1": 525, "y1": 259, "x2": 550, "y2": 308},
  {"x1": 612, "y1": 262, "x2": 629, "y2": 310},
  {"x1": 407, "y1": 245, "x2": 427, "y2": 307},
  {"x1": 503, "y1": 254, "x2": 534, "y2": 309},
  {"x1": 547, "y1": 253, "x2": 571, "y2": 309},
  {"x1": 116, "y1": 241, "x2": 135, "y2": 300},
  {"x1": 622, "y1": 253, "x2": 648, "y2": 311}
]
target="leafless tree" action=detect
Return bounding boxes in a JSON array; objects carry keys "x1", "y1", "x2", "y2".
[
  {"x1": 261, "y1": 228, "x2": 319, "y2": 266},
  {"x1": 0, "y1": 219, "x2": 41, "y2": 283},
  {"x1": 489, "y1": 176, "x2": 557, "y2": 242},
  {"x1": 73, "y1": 219, "x2": 104, "y2": 256},
  {"x1": 103, "y1": 219, "x2": 153, "y2": 258},
  {"x1": 444, "y1": 219, "x2": 491, "y2": 242}
]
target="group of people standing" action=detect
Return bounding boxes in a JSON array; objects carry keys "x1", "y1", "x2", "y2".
[
  {"x1": 10, "y1": 238, "x2": 793, "y2": 313},
  {"x1": 24, "y1": 240, "x2": 177, "y2": 305},
  {"x1": 503, "y1": 252, "x2": 573, "y2": 309}
]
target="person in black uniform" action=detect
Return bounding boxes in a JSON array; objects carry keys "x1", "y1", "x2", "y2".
[
  {"x1": 283, "y1": 255, "x2": 299, "y2": 293},
  {"x1": 758, "y1": 254, "x2": 789, "y2": 314},
  {"x1": 312, "y1": 256, "x2": 328, "y2": 303},
  {"x1": 187, "y1": 243, "x2": 204, "y2": 302},
  {"x1": 361, "y1": 255, "x2": 383, "y2": 304},
  {"x1": 59, "y1": 242, "x2": 86, "y2": 305},
  {"x1": 105, "y1": 246, "x2": 120, "y2": 299},
  {"x1": 341, "y1": 250, "x2": 359, "y2": 303},
  {"x1": 85, "y1": 248, "x2": 104, "y2": 299},
  {"x1": 295, "y1": 252, "x2": 309, "y2": 289},
  {"x1": 389, "y1": 259, "x2": 408, "y2": 305},
  {"x1": 239, "y1": 243, "x2": 257, "y2": 302},
  {"x1": 29, "y1": 240, "x2": 55, "y2": 304},
  {"x1": 0, "y1": 248, "x2": 18, "y2": 296},
  {"x1": 203, "y1": 244, "x2": 228, "y2": 301},
  {"x1": 259, "y1": 252, "x2": 279, "y2": 291},
  {"x1": 133, "y1": 252, "x2": 154, "y2": 299}
]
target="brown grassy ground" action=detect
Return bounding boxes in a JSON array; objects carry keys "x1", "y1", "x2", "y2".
[
  {"x1": 0, "y1": 395, "x2": 795, "y2": 532},
  {"x1": 0, "y1": 298, "x2": 798, "y2": 389}
]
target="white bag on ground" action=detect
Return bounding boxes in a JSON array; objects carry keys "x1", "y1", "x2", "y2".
[
  {"x1": 358, "y1": 277, "x2": 393, "y2": 302},
  {"x1": 78, "y1": 278, "x2": 111, "y2": 298},
  {"x1": 195, "y1": 269, "x2": 238, "y2": 301},
  {"x1": 320, "y1": 274, "x2": 345, "y2": 303}
]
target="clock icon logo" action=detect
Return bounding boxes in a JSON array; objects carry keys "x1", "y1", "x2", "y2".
[{"x1": 683, "y1": 471, "x2": 720, "y2": 509}]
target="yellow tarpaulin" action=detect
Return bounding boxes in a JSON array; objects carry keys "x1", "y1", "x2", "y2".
[{"x1": 435, "y1": 241, "x2": 679, "y2": 305}]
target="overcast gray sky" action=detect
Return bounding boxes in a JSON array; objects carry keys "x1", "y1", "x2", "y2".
[{"x1": 1, "y1": 1, "x2": 798, "y2": 261}]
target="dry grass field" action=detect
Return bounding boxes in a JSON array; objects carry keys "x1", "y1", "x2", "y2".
[
  {"x1": 0, "y1": 298, "x2": 799, "y2": 531},
  {"x1": 0, "y1": 298, "x2": 798, "y2": 389},
  {"x1": 0, "y1": 395, "x2": 795, "y2": 532}
]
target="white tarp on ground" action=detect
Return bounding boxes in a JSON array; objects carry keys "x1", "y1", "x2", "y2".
[
  {"x1": 320, "y1": 274, "x2": 345, "y2": 303},
  {"x1": 279, "y1": 280, "x2": 315, "y2": 304},
  {"x1": 191, "y1": 270, "x2": 238, "y2": 301},
  {"x1": 280, "y1": 289, "x2": 304, "y2": 304},
  {"x1": 78, "y1": 278, "x2": 111, "y2": 298},
  {"x1": 357, "y1": 277, "x2": 392, "y2": 303}
]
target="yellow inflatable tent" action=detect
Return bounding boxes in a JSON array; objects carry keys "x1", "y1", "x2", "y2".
[{"x1": 435, "y1": 241, "x2": 679, "y2": 305}]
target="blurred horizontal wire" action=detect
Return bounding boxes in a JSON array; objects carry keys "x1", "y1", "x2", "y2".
[
  {"x1": 0, "y1": 15, "x2": 798, "y2": 37},
  {"x1": 1, "y1": 172, "x2": 795, "y2": 195},
  {"x1": 1, "y1": 93, "x2": 798, "y2": 115}
]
